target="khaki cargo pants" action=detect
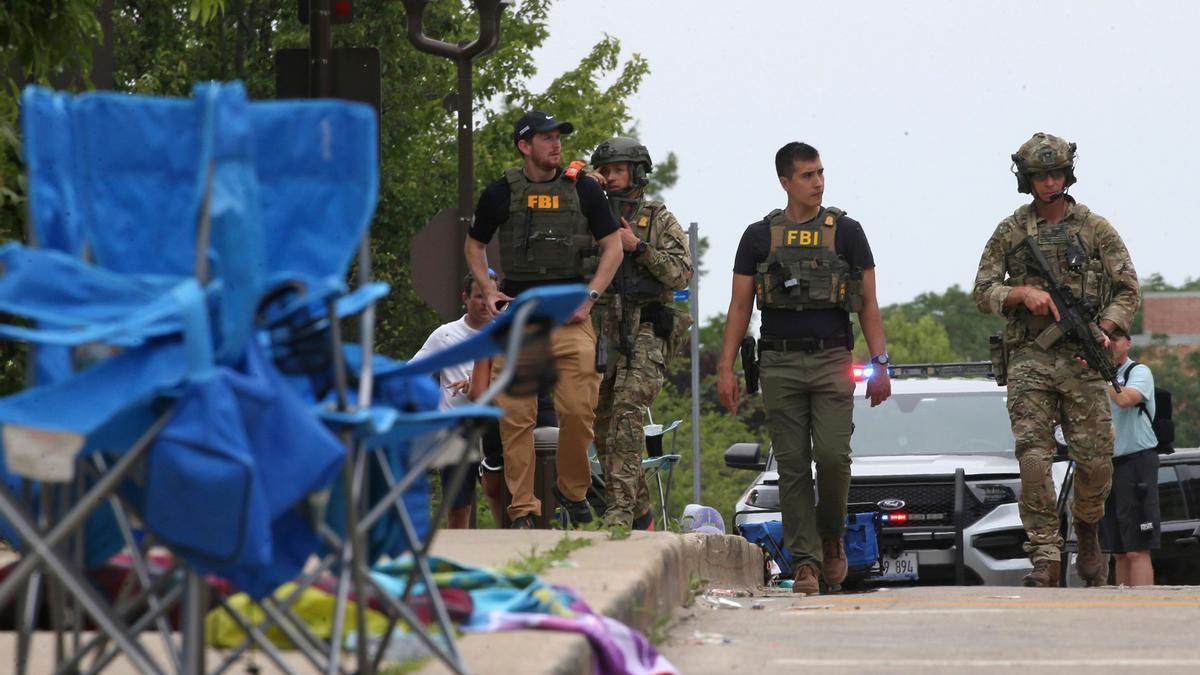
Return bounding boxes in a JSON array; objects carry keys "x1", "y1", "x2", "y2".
[{"x1": 493, "y1": 319, "x2": 601, "y2": 520}]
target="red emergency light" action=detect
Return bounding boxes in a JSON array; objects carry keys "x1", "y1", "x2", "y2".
[
  {"x1": 852, "y1": 365, "x2": 875, "y2": 381},
  {"x1": 852, "y1": 364, "x2": 894, "y2": 381},
  {"x1": 881, "y1": 511, "x2": 909, "y2": 525}
]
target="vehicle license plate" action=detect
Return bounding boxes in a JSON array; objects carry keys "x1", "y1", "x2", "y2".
[{"x1": 874, "y1": 551, "x2": 919, "y2": 581}]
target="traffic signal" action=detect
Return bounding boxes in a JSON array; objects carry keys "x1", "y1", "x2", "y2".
[{"x1": 297, "y1": 0, "x2": 353, "y2": 25}]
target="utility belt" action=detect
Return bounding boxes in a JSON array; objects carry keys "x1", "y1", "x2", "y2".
[{"x1": 758, "y1": 334, "x2": 850, "y2": 355}]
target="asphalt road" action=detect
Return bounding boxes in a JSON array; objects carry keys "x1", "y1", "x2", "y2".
[{"x1": 660, "y1": 584, "x2": 1200, "y2": 674}]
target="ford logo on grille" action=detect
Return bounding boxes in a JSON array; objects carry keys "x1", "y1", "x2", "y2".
[{"x1": 877, "y1": 498, "x2": 906, "y2": 511}]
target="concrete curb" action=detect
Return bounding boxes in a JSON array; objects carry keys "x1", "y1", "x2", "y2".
[
  {"x1": 420, "y1": 530, "x2": 763, "y2": 674},
  {"x1": 0, "y1": 532, "x2": 762, "y2": 674}
]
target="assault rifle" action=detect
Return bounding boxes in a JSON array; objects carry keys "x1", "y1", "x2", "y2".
[
  {"x1": 608, "y1": 195, "x2": 638, "y2": 358},
  {"x1": 1012, "y1": 235, "x2": 1121, "y2": 392}
]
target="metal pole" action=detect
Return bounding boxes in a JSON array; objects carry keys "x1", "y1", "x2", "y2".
[
  {"x1": 309, "y1": 0, "x2": 332, "y2": 98},
  {"x1": 181, "y1": 571, "x2": 207, "y2": 675},
  {"x1": 689, "y1": 222, "x2": 701, "y2": 504},
  {"x1": 400, "y1": 0, "x2": 508, "y2": 280}
]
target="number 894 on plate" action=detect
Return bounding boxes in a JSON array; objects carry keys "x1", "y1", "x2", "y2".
[{"x1": 873, "y1": 551, "x2": 919, "y2": 581}]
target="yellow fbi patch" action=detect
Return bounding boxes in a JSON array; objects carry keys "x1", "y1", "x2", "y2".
[
  {"x1": 526, "y1": 194, "x2": 561, "y2": 209},
  {"x1": 785, "y1": 228, "x2": 822, "y2": 247}
]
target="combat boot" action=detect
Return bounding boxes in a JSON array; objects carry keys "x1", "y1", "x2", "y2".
[
  {"x1": 792, "y1": 563, "x2": 820, "y2": 595},
  {"x1": 1074, "y1": 520, "x2": 1108, "y2": 586},
  {"x1": 821, "y1": 538, "x2": 848, "y2": 586},
  {"x1": 1021, "y1": 559, "x2": 1061, "y2": 587}
]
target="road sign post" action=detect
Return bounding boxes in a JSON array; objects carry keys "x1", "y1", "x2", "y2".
[{"x1": 401, "y1": 0, "x2": 509, "y2": 315}]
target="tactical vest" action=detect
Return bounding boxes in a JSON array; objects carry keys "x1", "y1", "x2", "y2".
[
  {"x1": 1003, "y1": 202, "x2": 1110, "y2": 334},
  {"x1": 616, "y1": 198, "x2": 668, "y2": 302},
  {"x1": 754, "y1": 207, "x2": 863, "y2": 312},
  {"x1": 497, "y1": 168, "x2": 594, "y2": 281}
]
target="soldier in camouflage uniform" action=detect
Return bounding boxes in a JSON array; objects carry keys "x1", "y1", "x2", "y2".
[
  {"x1": 973, "y1": 133, "x2": 1140, "y2": 587},
  {"x1": 589, "y1": 137, "x2": 693, "y2": 529}
]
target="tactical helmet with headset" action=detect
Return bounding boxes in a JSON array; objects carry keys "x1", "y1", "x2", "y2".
[
  {"x1": 1011, "y1": 132, "x2": 1077, "y2": 195},
  {"x1": 590, "y1": 137, "x2": 654, "y2": 187}
]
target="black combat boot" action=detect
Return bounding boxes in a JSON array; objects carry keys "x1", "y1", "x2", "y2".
[
  {"x1": 1022, "y1": 559, "x2": 1061, "y2": 587},
  {"x1": 551, "y1": 484, "x2": 593, "y2": 525},
  {"x1": 1074, "y1": 520, "x2": 1108, "y2": 586}
]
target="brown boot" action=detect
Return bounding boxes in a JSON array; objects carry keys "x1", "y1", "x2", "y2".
[
  {"x1": 792, "y1": 563, "x2": 821, "y2": 595},
  {"x1": 1022, "y1": 559, "x2": 1061, "y2": 587},
  {"x1": 821, "y1": 538, "x2": 848, "y2": 586},
  {"x1": 1074, "y1": 520, "x2": 1108, "y2": 586}
]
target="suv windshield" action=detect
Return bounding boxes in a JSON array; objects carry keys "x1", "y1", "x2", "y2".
[{"x1": 850, "y1": 391, "x2": 1015, "y2": 457}]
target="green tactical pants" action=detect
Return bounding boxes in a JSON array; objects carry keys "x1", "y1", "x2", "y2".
[{"x1": 760, "y1": 347, "x2": 855, "y2": 568}]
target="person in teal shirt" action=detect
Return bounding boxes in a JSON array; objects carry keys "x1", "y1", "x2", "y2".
[{"x1": 1100, "y1": 326, "x2": 1160, "y2": 586}]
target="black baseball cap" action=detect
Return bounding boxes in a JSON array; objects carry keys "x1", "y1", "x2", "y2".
[{"x1": 513, "y1": 110, "x2": 575, "y2": 143}]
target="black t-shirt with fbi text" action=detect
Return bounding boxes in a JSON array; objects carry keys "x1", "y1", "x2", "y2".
[
  {"x1": 468, "y1": 169, "x2": 619, "y2": 296},
  {"x1": 732, "y1": 210, "x2": 875, "y2": 342}
]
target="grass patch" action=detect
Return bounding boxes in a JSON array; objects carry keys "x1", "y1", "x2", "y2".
[
  {"x1": 502, "y1": 533, "x2": 594, "y2": 576},
  {"x1": 682, "y1": 572, "x2": 708, "y2": 608},
  {"x1": 606, "y1": 525, "x2": 631, "y2": 541}
]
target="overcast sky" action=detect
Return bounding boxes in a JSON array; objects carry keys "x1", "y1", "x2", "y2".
[{"x1": 522, "y1": 0, "x2": 1197, "y2": 324}]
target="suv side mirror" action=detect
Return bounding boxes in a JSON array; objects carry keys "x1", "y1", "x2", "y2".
[{"x1": 724, "y1": 442, "x2": 765, "y2": 471}]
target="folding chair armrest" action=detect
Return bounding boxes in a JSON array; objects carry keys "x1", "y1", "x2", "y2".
[{"x1": 391, "y1": 285, "x2": 587, "y2": 380}]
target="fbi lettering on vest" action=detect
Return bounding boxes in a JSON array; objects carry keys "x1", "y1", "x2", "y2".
[
  {"x1": 527, "y1": 194, "x2": 561, "y2": 209},
  {"x1": 785, "y1": 228, "x2": 822, "y2": 247}
]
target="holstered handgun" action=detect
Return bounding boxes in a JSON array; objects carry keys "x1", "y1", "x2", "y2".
[{"x1": 741, "y1": 336, "x2": 760, "y2": 395}]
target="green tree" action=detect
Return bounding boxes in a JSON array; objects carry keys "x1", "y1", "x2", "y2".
[
  {"x1": 880, "y1": 284, "x2": 1003, "y2": 361},
  {"x1": 7, "y1": 1, "x2": 659, "y2": 364},
  {"x1": 853, "y1": 313, "x2": 958, "y2": 364}
]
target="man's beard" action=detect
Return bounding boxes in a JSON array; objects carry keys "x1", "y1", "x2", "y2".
[{"x1": 533, "y1": 152, "x2": 560, "y2": 172}]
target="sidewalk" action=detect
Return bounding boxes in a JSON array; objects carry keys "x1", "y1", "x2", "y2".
[{"x1": 0, "y1": 531, "x2": 763, "y2": 674}]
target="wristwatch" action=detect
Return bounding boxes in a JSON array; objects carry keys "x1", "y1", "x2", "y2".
[
  {"x1": 634, "y1": 240, "x2": 648, "y2": 257},
  {"x1": 870, "y1": 352, "x2": 890, "y2": 367},
  {"x1": 587, "y1": 288, "x2": 602, "y2": 302}
]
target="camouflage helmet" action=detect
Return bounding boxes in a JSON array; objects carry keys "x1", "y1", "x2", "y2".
[
  {"x1": 590, "y1": 136, "x2": 653, "y2": 186},
  {"x1": 1010, "y1": 132, "x2": 1077, "y2": 194}
]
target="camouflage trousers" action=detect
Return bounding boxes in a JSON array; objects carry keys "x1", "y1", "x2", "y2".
[
  {"x1": 594, "y1": 319, "x2": 667, "y2": 528},
  {"x1": 1007, "y1": 344, "x2": 1114, "y2": 564}
]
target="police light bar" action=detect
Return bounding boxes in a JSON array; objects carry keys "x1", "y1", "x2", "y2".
[
  {"x1": 880, "y1": 511, "x2": 909, "y2": 525},
  {"x1": 852, "y1": 365, "x2": 894, "y2": 381},
  {"x1": 887, "y1": 361, "x2": 995, "y2": 380}
]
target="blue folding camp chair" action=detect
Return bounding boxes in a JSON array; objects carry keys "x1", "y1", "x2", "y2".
[
  {"x1": 0, "y1": 82, "x2": 266, "y2": 675},
  {"x1": 0, "y1": 83, "x2": 382, "y2": 674},
  {"x1": 0, "y1": 81, "x2": 587, "y2": 675}
]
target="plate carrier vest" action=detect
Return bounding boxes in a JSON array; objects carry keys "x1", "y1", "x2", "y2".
[
  {"x1": 497, "y1": 167, "x2": 594, "y2": 281},
  {"x1": 1003, "y1": 202, "x2": 1110, "y2": 337},
  {"x1": 754, "y1": 207, "x2": 863, "y2": 312}
]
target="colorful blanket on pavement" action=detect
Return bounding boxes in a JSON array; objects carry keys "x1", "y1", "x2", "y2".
[{"x1": 372, "y1": 556, "x2": 679, "y2": 675}]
